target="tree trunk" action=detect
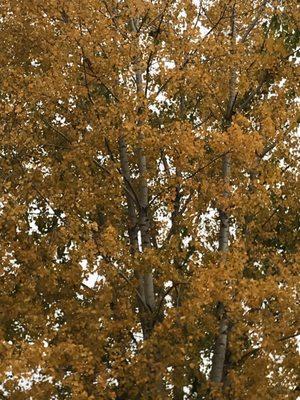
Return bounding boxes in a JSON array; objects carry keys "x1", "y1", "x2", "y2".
[
  {"x1": 118, "y1": 135, "x2": 152, "y2": 336},
  {"x1": 132, "y1": 20, "x2": 156, "y2": 312},
  {"x1": 127, "y1": 18, "x2": 156, "y2": 337},
  {"x1": 210, "y1": 4, "x2": 236, "y2": 386},
  {"x1": 210, "y1": 154, "x2": 231, "y2": 384},
  {"x1": 210, "y1": 303, "x2": 229, "y2": 383}
]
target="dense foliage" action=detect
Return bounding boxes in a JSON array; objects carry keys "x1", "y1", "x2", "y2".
[{"x1": 0, "y1": 1, "x2": 299, "y2": 398}]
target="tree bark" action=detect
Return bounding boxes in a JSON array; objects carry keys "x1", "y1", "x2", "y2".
[
  {"x1": 118, "y1": 135, "x2": 151, "y2": 334},
  {"x1": 210, "y1": 154, "x2": 231, "y2": 384},
  {"x1": 136, "y1": 139, "x2": 155, "y2": 314},
  {"x1": 131, "y1": 18, "x2": 156, "y2": 336},
  {"x1": 210, "y1": 3, "x2": 236, "y2": 386},
  {"x1": 118, "y1": 136, "x2": 139, "y2": 255}
]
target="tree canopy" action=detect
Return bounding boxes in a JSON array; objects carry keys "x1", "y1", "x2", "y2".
[{"x1": 0, "y1": 0, "x2": 299, "y2": 399}]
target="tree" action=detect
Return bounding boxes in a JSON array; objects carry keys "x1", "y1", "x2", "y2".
[{"x1": 0, "y1": 0, "x2": 299, "y2": 399}]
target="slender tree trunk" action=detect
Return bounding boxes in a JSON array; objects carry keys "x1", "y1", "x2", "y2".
[
  {"x1": 210, "y1": 154, "x2": 231, "y2": 384},
  {"x1": 210, "y1": 304, "x2": 229, "y2": 383},
  {"x1": 130, "y1": 18, "x2": 156, "y2": 337},
  {"x1": 210, "y1": 4, "x2": 236, "y2": 386},
  {"x1": 118, "y1": 135, "x2": 152, "y2": 335},
  {"x1": 136, "y1": 140, "x2": 155, "y2": 313},
  {"x1": 118, "y1": 136, "x2": 139, "y2": 254}
]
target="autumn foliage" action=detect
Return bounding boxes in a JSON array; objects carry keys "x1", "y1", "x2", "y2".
[{"x1": 0, "y1": 0, "x2": 299, "y2": 399}]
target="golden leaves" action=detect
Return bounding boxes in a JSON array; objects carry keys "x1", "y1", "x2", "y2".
[{"x1": 0, "y1": 0, "x2": 299, "y2": 398}]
